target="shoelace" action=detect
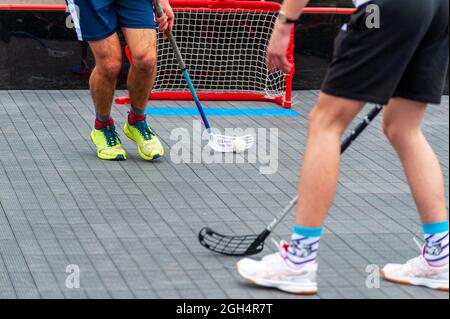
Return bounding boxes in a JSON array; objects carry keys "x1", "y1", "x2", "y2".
[
  {"x1": 133, "y1": 120, "x2": 155, "y2": 141},
  {"x1": 403, "y1": 237, "x2": 427, "y2": 266},
  {"x1": 256, "y1": 239, "x2": 287, "y2": 263},
  {"x1": 102, "y1": 125, "x2": 121, "y2": 147},
  {"x1": 271, "y1": 238, "x2": 289, "y2": 256}
]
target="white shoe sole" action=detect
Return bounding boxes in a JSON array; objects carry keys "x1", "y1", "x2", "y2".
[
  {"x1": 236, "y1": 263, "x2": 318, "y2": 295},
  {"x1": 382, "y1": 270, "x2": 449, "y2": 292}
]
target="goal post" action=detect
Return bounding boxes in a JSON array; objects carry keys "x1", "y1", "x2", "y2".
[{"x1": 115, "y1": 0, "x2": 295, "y2": 108}]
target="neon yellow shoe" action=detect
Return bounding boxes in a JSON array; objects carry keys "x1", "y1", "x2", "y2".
[
  {"x1": 90, "y1": 125, "x2": 127, "y2": 161},
  {"x1": 124, "y1": 119, "x2": 164, "y2": 161}
]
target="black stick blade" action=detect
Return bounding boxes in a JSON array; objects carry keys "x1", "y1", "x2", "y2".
[{"x1": 198, "y1": 227, "x2": 265, "y2": 256}]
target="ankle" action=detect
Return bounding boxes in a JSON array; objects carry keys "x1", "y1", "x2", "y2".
[
  {"x1": 95, "y1": 117, "x2": 114, "y2": 130},
  {"x1": 128, "y1": 112, "x2": 146, "y2": 125},
  {"x1": 422, "y1": 221, "x2": 449, "y2": 267},
  {"x1": 286, "y1": 225, "x2": 323, "y2": 268},
  {"x1": 130, "y1": 105, "x2": 146, "y2": 116}
]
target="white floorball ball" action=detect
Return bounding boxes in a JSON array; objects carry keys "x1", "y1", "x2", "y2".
[{"x1": 233, "y1": 138, "x2": 247, "y2": 153}]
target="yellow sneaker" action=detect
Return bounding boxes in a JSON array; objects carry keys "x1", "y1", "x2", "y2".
[
  {"x1": 90, "y1": 125, "x2": 127, "y2": 161},
  {"x1": 124, "y1": 119, "x2": 164, "y2": 161}
]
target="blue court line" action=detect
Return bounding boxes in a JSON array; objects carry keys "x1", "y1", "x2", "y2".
[{"x1": 144, "y1": 107, "x2": 301, "y2": 117}]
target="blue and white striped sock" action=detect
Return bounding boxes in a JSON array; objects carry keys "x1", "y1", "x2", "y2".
[
  {"x1": 423, "y1": 221, "x2": 449, "y2": 267},
  {"x1": 286, "y1": 225, "x2": 322, "y2": 268}
]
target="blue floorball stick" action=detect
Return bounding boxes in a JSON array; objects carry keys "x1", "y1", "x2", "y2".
[{"x1": 153, "y1": 0, "x2": 254, "y2": 153}]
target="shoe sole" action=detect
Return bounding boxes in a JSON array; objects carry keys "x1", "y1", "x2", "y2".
[
  {"x1": 236, "y1": 263, "x2": 318, "y2": 295},
  {"x1": 381, "y1": 270, "x2": 449, "y2": 292},
  {"x1": 124, "y1": 125, "x2": 164, "y2": 161},
  {"x1": 97, "y1": 152, "x2": 127, "y2": 161}
]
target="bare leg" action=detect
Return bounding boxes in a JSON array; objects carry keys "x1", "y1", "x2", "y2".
[
  {"x1": 122, "y1": 28, "x2": 158, "y2": 111},
  {"x1": 295, "y1": 93, "x2": 365, "y2": 227},
  {"x1": 88, "y1": 34, "x2": 123, "y2": 118},
  {"x1": 383, "y1": 98, "x2": 448, "y2": 223},
  {"x1": 120, "y1": 28, "x2": 164, "y2": 161}
]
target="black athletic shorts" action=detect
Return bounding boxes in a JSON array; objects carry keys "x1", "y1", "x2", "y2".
[{"x1": 321, "y1": 0, "x2": 449, "y2": 105}]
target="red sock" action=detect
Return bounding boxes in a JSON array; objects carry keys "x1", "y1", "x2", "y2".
[
  {"x1": 95, "y1": 118, "x2": 114, "y2": 130},
  {"x1": 128, "y1": 112, "x2": 146, "y2": 125}
]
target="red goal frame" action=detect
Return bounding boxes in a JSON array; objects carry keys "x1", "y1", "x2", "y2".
[{"x1": 115, "y1": 0, "x2": 295, "y2": 108}]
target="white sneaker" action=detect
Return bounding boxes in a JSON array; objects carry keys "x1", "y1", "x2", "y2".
[
  {"x1": 382, "y1": 249, "x2": 449, "y2": 292},
  {"x1": 236, "y1": 241, "x2": 318, "y2": 295}
]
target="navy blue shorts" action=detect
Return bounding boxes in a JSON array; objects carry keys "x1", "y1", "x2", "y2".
[{"x1": 67, "y1": 0, "x2": 157, "y2": 41}]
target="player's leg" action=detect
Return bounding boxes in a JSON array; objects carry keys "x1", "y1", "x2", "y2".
[
  {"x1": 380, "y1": 0, "x2": 449, "y2": 291},
  {"x1": 295, "y1": 94, "x2": 365, "y2": 227},
  {"x1": 88, "y1": 35, "x2": 127, "y2": 160},
  {"x1": 117, "y1": 1, "x2": 164, "y2": 161},
  {"x1": 89, "y1": 34, "x2": 122, "y2": 124},
  {"x1": 383, "y1": 99, "x2": 447, "y2": 223},
  {"x1": 67, "y1": 0, "x2": 126, "y2": 160},
  {"x1": 237, "y1": 94, "x2": 364, "y2": 294},
  {"x1": 381, "y1": 99, "x2": 449, "y2": 291},
  {"x1": 122, "y1": 28, "x2": 158, "y2": 111},
  {"x1": 122, "y1": 28, "x2": 164, "y2": 161}
]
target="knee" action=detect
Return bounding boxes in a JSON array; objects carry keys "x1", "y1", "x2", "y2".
[
  {"x1": 383, "y1": 117, "x2": 422, "y2": 146},
  {"x1": 132, "y1": 51, "x2": 157, "y2": 73},
  {"x1": 97, "y1": 58, "x2": 122, "y2": 79},
  {"x1": 383, "y1": 119, "x2": 395, "y2": 142},
  {"x1": 308, "y1": 103, "x2": 350, "y2": 137},
  {"x1": 307, "y1": 107, "x2": 321, "y2": 134}
]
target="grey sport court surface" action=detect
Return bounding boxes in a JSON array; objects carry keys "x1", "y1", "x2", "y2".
[{"x1": 0, "y1": 90, "x2": 448, "y2": 299}]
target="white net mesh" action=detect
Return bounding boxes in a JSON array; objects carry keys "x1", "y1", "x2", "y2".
[{"x1": 153, "y1": 7, "x2": 288, "y2": 102}]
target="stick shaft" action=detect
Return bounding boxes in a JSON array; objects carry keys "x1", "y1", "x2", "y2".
[
  {"x1": 266, "y1": 104, "x2": 384, "y2": 232},
  {"x1": 153, "y1": 0, "x2": 212, "y2": 130}
]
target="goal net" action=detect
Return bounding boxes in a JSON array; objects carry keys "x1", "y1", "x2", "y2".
[{"x1": 116, "y1": 0, "x2": 294, "y2": 108}]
